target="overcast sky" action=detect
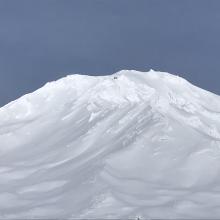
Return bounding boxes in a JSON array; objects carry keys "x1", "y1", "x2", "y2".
[{"x1": 0, "y1": 0, "x2": 220, "y2": 106}]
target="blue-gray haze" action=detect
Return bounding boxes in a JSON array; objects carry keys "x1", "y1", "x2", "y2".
[{"x1": 0, "y1": 0, "x2": 220, "y2": 107}]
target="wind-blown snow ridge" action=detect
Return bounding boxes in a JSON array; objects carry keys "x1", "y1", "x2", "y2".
[{"x1": 1, "y1": 70, "x2": 220, "y2": 218}]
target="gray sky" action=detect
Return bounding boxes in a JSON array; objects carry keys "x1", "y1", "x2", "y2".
[{"x1": 0, "y1": 0, "x2": 220, "y2": 107}]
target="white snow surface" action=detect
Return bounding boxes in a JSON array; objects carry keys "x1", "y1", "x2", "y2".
[{"x1": 1, "y1": 70, "x2": 220, "y2": 218}]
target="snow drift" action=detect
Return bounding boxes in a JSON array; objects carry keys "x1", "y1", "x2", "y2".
[{"x1": 1, "y1": 70, "x2": 220, "y2": 218}]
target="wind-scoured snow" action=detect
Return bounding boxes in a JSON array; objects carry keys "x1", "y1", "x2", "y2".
[{"x1": 1, "y1": 70, "x2": 220, "y2": 218}]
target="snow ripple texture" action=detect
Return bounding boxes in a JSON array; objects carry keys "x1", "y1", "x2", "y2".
[{"x1": 0, "y1": 70, "x2": 220, "y2": 218}]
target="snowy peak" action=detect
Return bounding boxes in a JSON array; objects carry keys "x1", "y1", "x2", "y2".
[{"x1": 1, "y1": 70, "x2": 220, "y2": 218}]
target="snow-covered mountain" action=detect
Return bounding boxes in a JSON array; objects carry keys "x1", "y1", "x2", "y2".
[{"x1": 1, "y1": 70, "x2": 220, "y2": 219}]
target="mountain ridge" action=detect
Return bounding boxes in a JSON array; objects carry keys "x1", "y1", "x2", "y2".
[{"x1": 1, "y1": 70, "x2": 220, "y2": 218}]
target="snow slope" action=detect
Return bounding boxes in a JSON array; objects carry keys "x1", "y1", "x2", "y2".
[{"x1": 1, "y1": 70, "x2": 220, "y2": 218}]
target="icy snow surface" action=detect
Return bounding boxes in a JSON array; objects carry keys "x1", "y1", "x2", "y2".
[{"x1": 1, "y1": 70, "x2": 220, "y2": 218}]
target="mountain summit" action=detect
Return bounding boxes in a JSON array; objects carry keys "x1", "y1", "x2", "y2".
[{"x1": 1, "y1": 70, "x2": 220, "y2": 218}]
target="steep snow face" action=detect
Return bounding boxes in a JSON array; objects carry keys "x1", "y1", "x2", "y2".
[{"x1": 1, "y1": 70, "x2": 220, "y2": 218}]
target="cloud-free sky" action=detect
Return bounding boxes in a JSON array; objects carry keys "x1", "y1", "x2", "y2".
[{"x1": 0, "y1": 0, "x2": 220, "y2": 106}]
